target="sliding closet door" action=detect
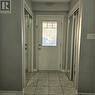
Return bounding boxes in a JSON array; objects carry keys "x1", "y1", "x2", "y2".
[
  {"x1": 66, "y1": 9, "x2": 80, "y2": 83},
  {"x1": 72, "y1": 10, "x2": 80, "y2": 89}
]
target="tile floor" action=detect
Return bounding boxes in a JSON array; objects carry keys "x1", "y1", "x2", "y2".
[{"x1": 24, "y1": 71, "x2": 75, "y2": 95}]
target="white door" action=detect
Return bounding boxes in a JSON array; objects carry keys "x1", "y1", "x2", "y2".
[
  {"x1": 25, "y1": 14, "x2": 33, "y2": 72},
  {"x1": 37, "y1": 16, "x2": 63, "y2": 70},
  {"x1": 29, "y1": 16, "x2": 34, "y2": 72},
  {"x1": 25, "y1": 14, "x2": 29, "y2": 72}
]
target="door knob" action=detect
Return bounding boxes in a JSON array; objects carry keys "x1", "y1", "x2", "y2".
[
  {"x1": 39, "y1": 44, "x2": 41, "y2": 46},
  {"x1": 38, "y1": 44, "x2": 41, "y2": 50},
  {"x1": 25, "y1": 44, "x2": 27, "y2": 50}
]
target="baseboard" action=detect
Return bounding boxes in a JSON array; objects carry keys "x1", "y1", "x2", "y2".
[
  {"x1": 0, "y1": 91, "x2": 24, "y2": 95},
  {"x1": 61, "y1": 70, "x2": 66, "y2": 73},
  {"x1": 33, "y1": 69, "x2": 37, "y2": 72},
  {"x1": 73, "y1": 87, "x2": 95, "y2": 95},
  {"x1": 75, "y1": 89, "x2": 78, "y2": 95},
  {"x1": 78, "y1": 92, "x2": 95, "y2": 95}
]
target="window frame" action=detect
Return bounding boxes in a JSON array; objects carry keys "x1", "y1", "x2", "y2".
[{"x1": 41, "y1": 21, "x2": 58, "y2": 47}]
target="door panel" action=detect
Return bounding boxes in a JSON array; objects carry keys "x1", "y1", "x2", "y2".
[
  {"x1": 37, "y1": 16, "x2": 63, "y2": 70},
  {"x1": 25, "y1": 14, "x2": 29, "y2": 72},
  {"x1": 66, "y1": 10, "x2": 79, "y2": 83},
  {"x1": 39, "y1": 47, "x2": 58, "y2": 70},
  {"x1": 24, "y1": 10, "x2": 33, "y2": 73}
]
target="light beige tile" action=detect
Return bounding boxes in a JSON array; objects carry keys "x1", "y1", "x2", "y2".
[
  {"x1": 35, "y1": 87, "x2": 48, "y2": 94},
  {"x1": 24, "y1": 87, "x2": 36, "y2": 94},
  {"x1": 48, "y1": 86, "x2": 63, "y2": 94},
  {"x1": 63, "y1": 87, "x2": 75, "y2": 95},
  {"x1": 24, "y1": 71, "x2": 75, "y2": 95}
]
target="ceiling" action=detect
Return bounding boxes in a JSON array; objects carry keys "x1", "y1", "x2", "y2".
[{"x1": 31, "y1": 0, "x2": 71, "y2": 3}]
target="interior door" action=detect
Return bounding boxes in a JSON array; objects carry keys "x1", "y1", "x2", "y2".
[
  {"x1": 73, "y1": 11, "x2": 79, "y2": 82},
  {"x1": 25, "y1": 14, "x2": 29, "y2": 72},
  {"x1": 25, "y1": 12, "x2": 33, "y2": 73},
  {"x1": 37, "y1": 16, "x2": 63, "y2": 70},
  {"x1": 29, "y1": 16, "x2": 34, "y2": 72},
  {"x1": 73, "y1": 10, "x2": 80, "y2": 89},
  {"x1": 66, "y1": 16, "x2": 73, "y2": 79}
]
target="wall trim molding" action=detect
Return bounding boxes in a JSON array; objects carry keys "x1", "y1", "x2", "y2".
[
  {"x1": 24, "y1": 0, "x2": 33, "y2": 16},
  {"x1": 69, "y1": 1, "x2": 79, "y2": 16},
  {"x1": 0, "y1": 91, "x2": 24, "y2": 95},
  {"x1": 74, "y1": 89, "x2": 95, "y2": 95},
  {"x1": 78, "y1": 93, "x2": 95, "y2": 95},
  {"x1": 61, "y1": 70, "x2": 66, "y2": 73},
  {"x1": 33, "y1": 69, "x2": 37, "y2": 72}
]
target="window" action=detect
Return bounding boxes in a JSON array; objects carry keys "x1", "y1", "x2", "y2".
[{"x1": 42, "y1": 21, "x2": 57, "y2": 46}]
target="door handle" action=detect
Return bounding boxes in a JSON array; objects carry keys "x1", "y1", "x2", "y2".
[
  {"x1": 25, "y1": 44, "x2": 27, "y2": 50},
  {"x1": 39, "y1": 44, "x2": 41, "y2": 46},
  {"x1": 38, "y1": 44, "x2": 42, "y2": 50}
]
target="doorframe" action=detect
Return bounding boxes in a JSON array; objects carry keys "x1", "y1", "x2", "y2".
[
  {"x1": 66, "y1": 0, "x2": 82, "y2": 94},
  {"x1": 69, "y1": 14, "x2": 75, "y2": 80},
  {"x1": 24, "y1": 1, "x2": 34, "y2": 72},
  {"x1": 24, "y1": 1, "x2": 34, "y2": 73},
  {"x1": 65, "y1": 15, "x2": 74, "y2": 79},
  {"x1": 66, "y1": 1, "x2": 80, "y2": 80},
  {"x1": 69, "y1": 1, "x2": 79, "y2": 17},
  {"x1": 35, "y1": 15, "x2": 64, "y2": 71},
  {"x1": 22, "y1": 0, "x2": 34, "y2": 88}
]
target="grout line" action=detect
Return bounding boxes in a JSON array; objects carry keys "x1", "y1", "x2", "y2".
[
  {"x1": 34, "y1": 72, "x2": 39, "y2": 95},
  {"x1": 58, "y1": 72, "x2": 64, "y2": 95},
  {"x1": 25, "y1": 71, "x2": 74, "y2": 95}
]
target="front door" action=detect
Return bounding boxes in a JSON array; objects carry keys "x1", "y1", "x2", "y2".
[{"x1": 37, "y1": 16, "x2": 63, "y2": 70}]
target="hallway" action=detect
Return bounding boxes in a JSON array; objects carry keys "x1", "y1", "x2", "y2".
[
  {"x1": 0, "y1": 0, "x2": 95, "y2": 95},
  {"x1": 24, "y1": 71, "x2": 75, "y2": 95}
]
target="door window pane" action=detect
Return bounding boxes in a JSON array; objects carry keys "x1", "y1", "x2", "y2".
[{"x1": 42, "y1": 21, "x2": 57, "y2": 46}]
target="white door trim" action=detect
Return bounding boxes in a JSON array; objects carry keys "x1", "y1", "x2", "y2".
[
  {"x1": 24, "y1": 1, "x2": 34, "y2": 73},
  {"x1": 69, "y1": 15, "x2": 75, "y2": 80},
  {"x1": 65, "y1": 17, "x2": 70, "y2": 73},
  {"x1": 69, "y1": 1, "x2": 79, "y2": 17},
  {"x1": 24, "y1": 1, "x2": 33, "y2": 16},
  {"x1": 0, "y1": 91, "x2": 24, "y2": 95},
  {"x1": 78, "y1": 93, "x2": 95, "y2": 95},
  {"x1": 67, "y1": 0, "x2": 82, "y2": 92},
  {"x1": 35, "y1": 15, "x2": 64, "y2": 71},
  {"x1": 22, "y1": 0, "x2": 34, "y2": 88}
]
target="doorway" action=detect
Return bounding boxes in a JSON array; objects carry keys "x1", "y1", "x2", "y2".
[
  {"x1": 24, "y1": 8, "x2": 34, "y2": 86},
  {"x1": 66, "y1": 9, "x2": 80, "y2": 85},
  {"x1": 36, "y1": 15, "x2": 64, "y2": 71}
]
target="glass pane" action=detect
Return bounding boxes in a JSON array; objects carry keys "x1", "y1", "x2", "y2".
[{"x1": 42, "y1": 21, "x2": 57, "y2": 46}]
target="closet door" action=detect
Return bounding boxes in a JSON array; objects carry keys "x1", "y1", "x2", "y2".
[
  {"x1": 72, "y1": 10, "x2": 80, "y2": 88},
  {"x1": 66, "y1": 16, "x2": 73, "y2": 80}
]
